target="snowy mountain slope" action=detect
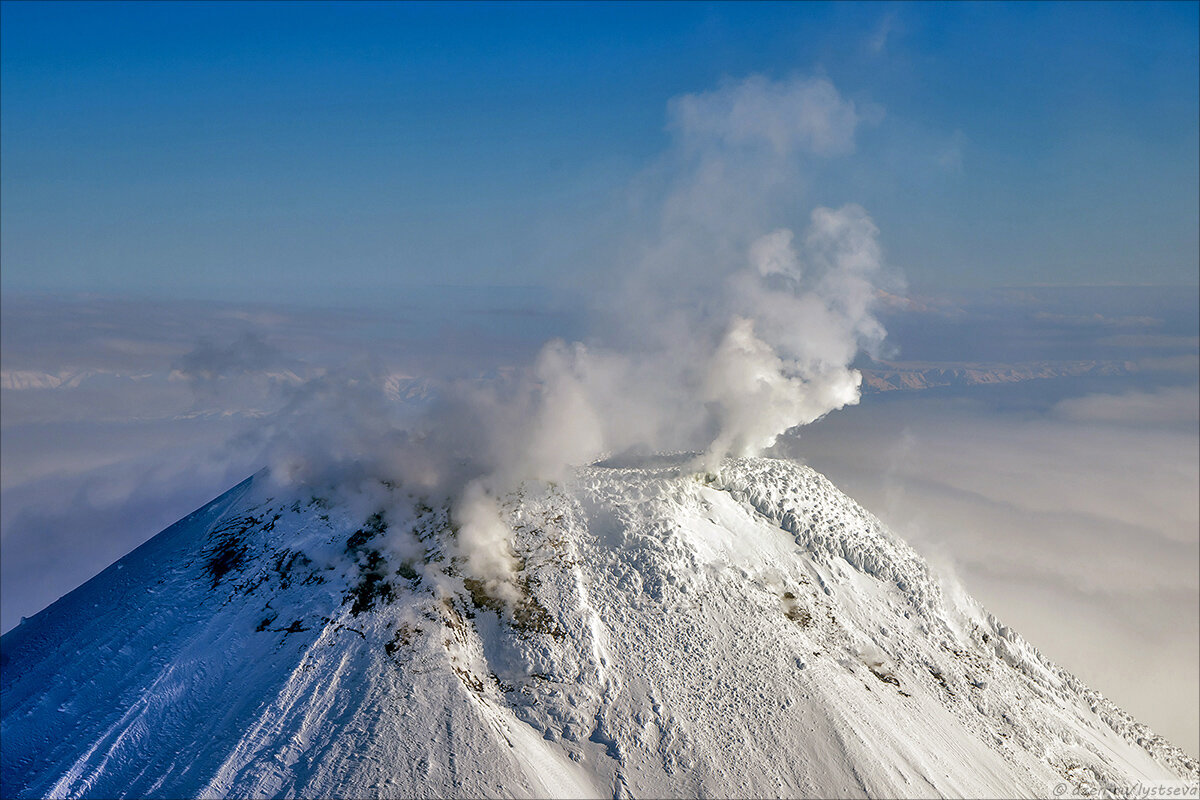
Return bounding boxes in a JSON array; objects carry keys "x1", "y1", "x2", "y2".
[{"x1": 1, "y1": 457, "x2": 1196, "y2": 799}]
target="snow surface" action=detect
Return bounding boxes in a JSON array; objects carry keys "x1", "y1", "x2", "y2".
[{"x1": 2, "y1": 457, "x2": 1196, "y2": 799}]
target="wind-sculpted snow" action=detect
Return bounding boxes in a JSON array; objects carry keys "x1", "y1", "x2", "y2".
[
  {"x1": 715, "y1": 458, "x2": 940, "y2": 611},
  {"x1": 2, "y1": 458, "x2": 1196, "y2": 799}
]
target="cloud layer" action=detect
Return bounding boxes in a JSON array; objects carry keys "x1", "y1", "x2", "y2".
[{"x1": 790, "y1": 380, "x2": 1199, "y2": 757}]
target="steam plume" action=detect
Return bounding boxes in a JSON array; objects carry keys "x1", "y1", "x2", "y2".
[{"x1": 258, "y1": 75, "x2": 894, "y2": 602}]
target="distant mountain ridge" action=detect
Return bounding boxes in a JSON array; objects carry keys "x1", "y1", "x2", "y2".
[
  {"x1": 860, "y1": 360, "x2": 1138, "y2": 393},
  {"x1": 1, "y1": 457, "x2": 1195, "y2": 798}
]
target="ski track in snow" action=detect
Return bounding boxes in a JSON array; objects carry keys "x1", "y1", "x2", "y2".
[{"x1": 1, "y1": 457, "x2": 1196, "y2": 799}]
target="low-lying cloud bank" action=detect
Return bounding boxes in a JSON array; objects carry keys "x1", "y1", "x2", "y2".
[
  {"x1": 1053, "y1": 385, "x2": 1200, "y2": 426},
  {"x1": 789, "y1": 377, "x2": 1199, "y2": 758}
]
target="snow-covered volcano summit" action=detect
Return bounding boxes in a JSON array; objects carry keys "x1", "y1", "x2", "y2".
[{"x1": 2, "y1": 457, "x2": 1196, "y2": 798}]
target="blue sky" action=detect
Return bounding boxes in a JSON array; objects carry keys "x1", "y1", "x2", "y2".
[{"x1": 2, "y1": 1, "x2": 1197, "y2": 300}]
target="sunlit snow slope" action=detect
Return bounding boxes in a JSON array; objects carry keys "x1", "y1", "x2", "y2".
[{"x1": 2, "y1": 457, "x2": 1196, "y2": 799}]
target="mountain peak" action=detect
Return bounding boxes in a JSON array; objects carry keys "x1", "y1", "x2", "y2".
[{"x1": 2, "y1": 457, "x2": 1195, "y2": 798}]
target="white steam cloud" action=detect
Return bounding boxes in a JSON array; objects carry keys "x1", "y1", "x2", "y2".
[
  {"x1": 258, "y1": 75, "x2": 894, "y2": 603},
  {"x1": 668, "y1": 74, "x2": 861, "y2": 157}
]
